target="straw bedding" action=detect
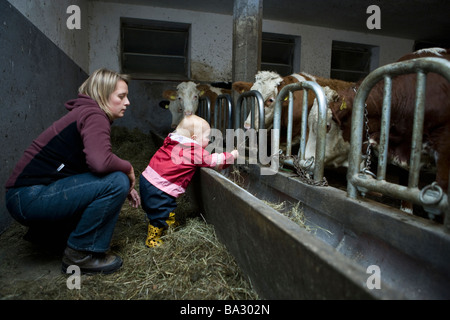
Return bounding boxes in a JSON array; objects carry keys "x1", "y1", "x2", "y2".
[{"x1": 0, "y1": 127, "x2": 259, "y2": 300}]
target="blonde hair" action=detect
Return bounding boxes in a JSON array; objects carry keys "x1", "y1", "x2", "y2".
[
  {"x1": 79, "y1": 68, "x2": 130, "y2": 120},
  {"x1": 176, "y1": 115, "x2": 210, "y2": 138}
]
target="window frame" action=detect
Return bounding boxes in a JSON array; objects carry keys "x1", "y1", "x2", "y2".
[{"x1": 120, "y1": 18, "x2": 191, "y2": 80}]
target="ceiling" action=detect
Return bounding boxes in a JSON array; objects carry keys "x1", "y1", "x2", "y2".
[{"x1": 91, "y1": 0, "x2": 450, "y2": 46}]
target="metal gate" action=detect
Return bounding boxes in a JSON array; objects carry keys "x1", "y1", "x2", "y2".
[
  {"x1": 198, "y1": 96, "x2": 211, "y2": 125},
  {"x1": 270, "y1": 81, "x2": 328, "y2": 183},
  {"x1": 346, "y1": 57, "x2": 450, "y2": 229},
  {"x1": 234, "y1": 90, "x2": 265, "y2": 130}
]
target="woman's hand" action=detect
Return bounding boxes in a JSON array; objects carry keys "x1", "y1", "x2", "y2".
[
  {"x1": 126, "y1": 165, "x2": 140, "y2": 208},
  {"x1": 128, "y1": 188, "x2": 141, "y2": 208},
  {"x1": 127, "y1": 165, "x2": 136, "y2": 191}
]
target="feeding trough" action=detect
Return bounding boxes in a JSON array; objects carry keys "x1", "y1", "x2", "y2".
[{"x1": 197, "y1": 163, "x2": 450, "y2": 299}]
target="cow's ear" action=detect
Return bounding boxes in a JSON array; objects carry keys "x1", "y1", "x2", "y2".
[
  {"x1": 159, "y1": 100, "x2": 170, "y2": 109},
  {"x1": 330, "y1": 97, "x2": 351, "y2": 127},
  {"x1": 196, "y1": 84, "x2": 209, "y2": 96},
  {"x1": 163, "y1": 90, "x2": 177, "y2": 101},
  {"x1": 232, "y1": 81, "x2": 253, "y2": 93}
]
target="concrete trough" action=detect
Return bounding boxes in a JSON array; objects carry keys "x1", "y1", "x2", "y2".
[{"x1": 197, "y1": 164, "x2": 450, "y2": 300}]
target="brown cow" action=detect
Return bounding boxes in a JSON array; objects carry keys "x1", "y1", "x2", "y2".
[
  {"x1": 319, "y1": 48, "x2": 450, "y2": 192},
  {"x1": 232, "y1": 71, "x2": 353, "y2": 147}
]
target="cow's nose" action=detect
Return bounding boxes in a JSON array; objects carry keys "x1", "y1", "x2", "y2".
[
  {"x1": 244, "y1": 123, "x2": 251, "y2": 130},
  {"x1": 184, "y1": 111, "x2": 192, "y2": 116}
]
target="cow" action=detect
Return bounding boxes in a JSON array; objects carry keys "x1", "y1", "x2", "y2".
[
  {"x1": 162, "y1": 82, "x2": 231, "y2": 128},
  {"x1": 232, "y1": 71, "x2": 354, "y2": 147},
  {"x1": 305, "y1": 48, "x2": 450, "y2": 198}
]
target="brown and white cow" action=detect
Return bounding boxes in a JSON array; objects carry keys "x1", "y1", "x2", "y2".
[
  {"x1": 232, "y1": 71, "x2": 354, "y2": 146},
  {"x1": 305, "y1": 48, "x2": 450, "y2": 192},
  {"x1": 162, "y1": 82, "x2": 230, "y2": 128}
]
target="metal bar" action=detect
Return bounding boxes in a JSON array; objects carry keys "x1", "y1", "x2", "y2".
[
  {"x1": 236, "y1": 90, "x2": 265, "y2": 130},
  {"x1": 286, "y1": 91, "x2": 294, "y2": 157},
  {"x1": 198, "y1": 96, "x2": 211, "y2": 125},
  {"x1": 299, "y1": 89, "x2": 309, "y2": 161},
  {"x1": 347, "y1": 57, "x2": 450, "y2": 222},
  {"x1": 377, "y1": 76, "x2": 392, "y2": 181},
  {"x1": 408, "y1": 71, "x2": 426, "y2": 188},
  {"x1": 271, "y1": 81, "x2": 327, "y2": 182}
]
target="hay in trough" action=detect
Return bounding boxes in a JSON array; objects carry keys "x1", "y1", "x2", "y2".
[
  {"x1": 263, "y1": 200, "x2": 333, "y2": 237},
  {"x1": 0, "y1": 126, "x2": 259, "y2": 300}
]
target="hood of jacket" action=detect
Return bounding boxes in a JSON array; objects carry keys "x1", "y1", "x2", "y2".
[{"x1": 65, "y1": 94, "x2": 100, "y2": 112}]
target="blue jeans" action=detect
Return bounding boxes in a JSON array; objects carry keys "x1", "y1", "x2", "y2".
[
  {"x1": 5, "y1": 172, "x2": 129, "y2": 252},
  {"x1": 139, "y1": 175, "x2": 177, "y2": 228}
]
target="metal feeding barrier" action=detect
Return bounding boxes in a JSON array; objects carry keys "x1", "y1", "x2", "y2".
[
  {"x1": 213, "y1": 94, "x2": 233, "y2": 132},
  {"x1": 270, "y1": 81, "x2": 328, "y2": 183},
  {"x1": 234, "y1": 90, "x2": 265, "y2": 130},
  {"x1": 346, "y1": 57, "x2": 450, "y2": 228},
  {"x1": 198, "y1": 96, "x2": 211, "y2": 125}
]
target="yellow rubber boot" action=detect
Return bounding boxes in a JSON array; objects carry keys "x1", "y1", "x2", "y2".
[
  {"x1": 166, "y1": 212, "x2": 179, "y2": 228},
  {"x1": 145, "y1": 223, "x2": 164, "y2": 248}
]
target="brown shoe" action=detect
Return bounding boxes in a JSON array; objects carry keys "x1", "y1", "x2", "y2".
[{"x1": 61, "y1": 246, "x2": 123, "y2": 275}]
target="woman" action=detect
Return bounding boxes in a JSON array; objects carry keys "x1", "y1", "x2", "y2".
[{"x1": 5, "y1": 68, "x2": 141, "y2": 275}]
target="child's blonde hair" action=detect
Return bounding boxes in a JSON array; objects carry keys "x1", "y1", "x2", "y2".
[{"x1": 176, "y1": 115, "x2": 210, "y2": 139}]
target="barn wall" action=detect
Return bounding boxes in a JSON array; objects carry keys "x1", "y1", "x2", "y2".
[
  {"x1": 8, "y1": 0, "x2": 90, "y2": 73},
  {"x1": 263, "y1": 19, "x2": 414, "y2": 78},
  {"x1": 88, "y1": 1, "x2": 414, "y2": 79},
  {"x1": 1, "y1": 0, "x2": 88, "y2": 233}
]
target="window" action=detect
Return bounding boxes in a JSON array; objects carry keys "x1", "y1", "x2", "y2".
[
  {"x1": 331, "y1": 41, "x2": 379, "y2": 82},
  {"x1": 121, "y1": 18, "x2": 190, "y2": 80},
  {"x1": 261, "y1": 33, "x2": 301, "y2": 75}
]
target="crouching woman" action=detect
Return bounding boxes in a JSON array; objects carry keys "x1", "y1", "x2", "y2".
[{"x1": 4, "y1": 68, "x2": 141, "y2": 275}]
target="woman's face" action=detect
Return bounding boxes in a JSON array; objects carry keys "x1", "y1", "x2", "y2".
[{"x1": 107, "y1": 80, "x2": 130, "y2": 120}]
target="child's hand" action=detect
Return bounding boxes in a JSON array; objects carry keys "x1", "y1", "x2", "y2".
[{"x1": 231, "y1": 150, "x2": 239, "y2": 160}]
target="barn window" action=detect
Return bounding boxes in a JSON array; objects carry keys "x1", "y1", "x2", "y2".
[
  {"x1": 331, "y1": 41, "x2": 379, "y2": 82},
  {"x1": 121, "y1": 18, "x2": 190, "y2": 80},
  {"x1": 261, "y1": 33, "x2": 301, "y2": 75}
]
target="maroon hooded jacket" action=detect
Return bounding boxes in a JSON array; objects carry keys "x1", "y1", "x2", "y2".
[{"x1": 5, "y1": 94, "x2": 131, "y2": 190}]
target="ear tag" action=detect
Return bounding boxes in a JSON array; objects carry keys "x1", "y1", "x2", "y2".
[
  {"x1": 340, "y1": 98, "x2": 347, "y2": 111},
  {"x1": 284, "y1": 96, "x2": 288, "y2": 101},
  {"x1": 170, "y1": 95, "x2": 176, "y2": 101},
  {"x1": 200, "y1": 90, "x2": 205, "y2": 96}
]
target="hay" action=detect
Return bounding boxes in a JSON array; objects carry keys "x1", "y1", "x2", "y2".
[
  {"x1": 263, "y1": 200, "x2": 333, "y2": 236},
  {"x1": 0, "y1": 126, "x2": 259, "y2": 300}
]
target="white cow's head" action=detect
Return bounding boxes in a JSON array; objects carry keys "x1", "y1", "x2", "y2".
[
  {"x1": 305, "y1": 87, "x2": 350, "y2": 169},
  {"x1": 176, "y1": 81, "x2": 200, "y2": 116},
  {"x1": 242, "y1": 71, "x2": 284, "y2": 130},
  {"x1": 162, "y1": 90, "x2": 184, "y2": 128}
]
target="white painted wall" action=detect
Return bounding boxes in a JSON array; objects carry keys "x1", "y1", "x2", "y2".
[
  {"x1": 88, "y1": 1, "x2": 413, "y2": 80},
  {"x1": 88, "y1": 1, "x2": 233, "y2": 81},
  {"x1": 8, "y1": 0, "x2": 414, "y2": 80},
  {"x1": 263, "y1": 20, "x2": 414, "y2": 78}
]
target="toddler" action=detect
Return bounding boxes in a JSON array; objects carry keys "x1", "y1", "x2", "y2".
[{"x1": 140, "y1": 115, "x2": 238, "y2": 247}]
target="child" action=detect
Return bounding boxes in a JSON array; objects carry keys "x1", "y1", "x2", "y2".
[{"x1": 140, "y1": 115, "x2": 238, "y2": 247}]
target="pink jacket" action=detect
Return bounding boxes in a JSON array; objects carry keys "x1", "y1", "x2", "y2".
[{"x1": 142, "y1": 133, "x2": 235, "y2": 198}]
